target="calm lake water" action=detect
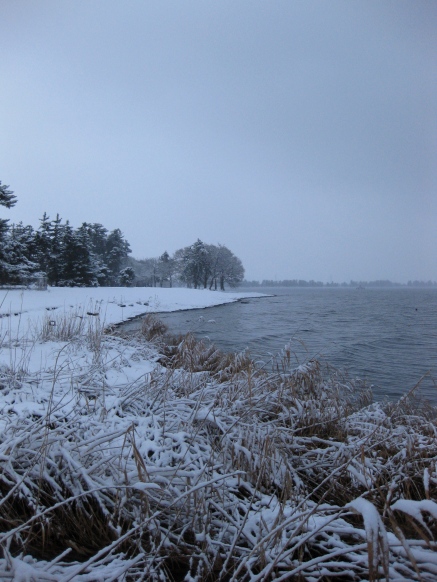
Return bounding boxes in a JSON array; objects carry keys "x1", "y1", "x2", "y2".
[{"x1": 126, "y1": 287, "x2": 437, "y2": 404}]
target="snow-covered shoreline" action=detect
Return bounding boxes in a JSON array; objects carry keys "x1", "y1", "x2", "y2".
[
  {"x1": 0, "y1": 287, "x2": 435, "y2": 580},
  {"x1": 0, "y1": 286, "x2": 267, "y2": 341}
]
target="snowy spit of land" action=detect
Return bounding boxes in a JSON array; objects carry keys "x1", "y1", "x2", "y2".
[
  {"x1": 0, "y1": 286, "x2": 266, "y2": 340},
  {"x1": 0, "y1": 286, "x2": 436, "y2": 581}
]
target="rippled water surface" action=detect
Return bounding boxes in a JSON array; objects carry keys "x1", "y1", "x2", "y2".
[{"x1": 128, "y1": 288, "x2": 437, "y2": 403}]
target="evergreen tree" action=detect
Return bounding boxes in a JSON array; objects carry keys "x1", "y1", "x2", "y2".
[
  {"x1": 73, "y1": 225, "x2": 98, "y2": 285},
  {"x1": 35, "y1": 213, "x2": 63, "y2": 285},
  {"x1": 0, "y1": 219, "x2": 11, "y2": 285},
  {"x1": 5, "y1": 223, "x2": 39, "y2": 283},
  {"x1": 48, "y1": 214, "x2": 64, "y2": 286},
  {"x1": 85, "y1": 223, "x2": 110, "y2": 285},
  {"x1": 0, "y1": 182, "x2": 17, "y2": 209},
  {"x1": 58, "y1": 222, "x2": 96, "y2": 286},
  {"x1": 0, "y1": 181, "x2": 17, "y2": 285},
  {"x1": 57, "y1": 222, "x2": 74, "y2": 285},
  {"x1": 106, "y1": 229, "x2": 131, "y2": 285},
  {"x1": 34, "y1": 213, "x2": 52, "y2": 275},
  {"x1": 0, "y1": 180, "x2": 132, "y2": 288}
]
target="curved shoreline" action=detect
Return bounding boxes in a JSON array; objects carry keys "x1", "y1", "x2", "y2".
[
  {"x1": 0, "y1": 286, "x2": 271, "y2": 340},
  {"x1": 115, "y1": 292, "x2": 274, "y2": 330}
]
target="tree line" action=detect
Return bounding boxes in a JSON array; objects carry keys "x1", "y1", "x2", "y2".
[
  {"x1": 0, "y1": 181, "x2": 245, "y2": 290},
  {"x1": 130, "y1": 239, "x2": 244, "y2": 290},
  {"x1": 241, "y1": 279, "x2": 437, "y2": 288},
  {"x1": 0, "y1": 181, "x2": 131, "y2": 287}
]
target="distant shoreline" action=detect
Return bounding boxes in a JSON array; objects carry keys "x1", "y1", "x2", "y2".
[{"x1": 240, "y1": 281, "x2": 437, "y2": 289}]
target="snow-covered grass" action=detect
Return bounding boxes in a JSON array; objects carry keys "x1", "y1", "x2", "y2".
[
  {"x1": 0, "y1": 286, "x2": 266, "y2": 343},
  {"x1": 0, "y1": 288, "x2": 436, "y2": 581}
]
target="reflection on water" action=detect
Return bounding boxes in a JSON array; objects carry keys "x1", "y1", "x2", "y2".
[{"x1": 124, "y1": 288, "x2": 437, "y2": 404}]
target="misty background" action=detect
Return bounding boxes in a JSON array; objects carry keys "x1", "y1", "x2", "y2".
[{"x1": 1, "y1": 0, "x2": 436, "y2": 283}]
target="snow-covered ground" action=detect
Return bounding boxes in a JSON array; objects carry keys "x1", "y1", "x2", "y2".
[
  {"x1": 0, "y1": 286, "x2": 266, "y2": 341},
  {"x1": 0, "y1": 286, "x2": 265, "y2": 395}
]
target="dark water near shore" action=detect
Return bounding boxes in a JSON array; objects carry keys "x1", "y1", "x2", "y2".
[{"x1": 126, "y1": 288, "x2": 437, "y2": 404}]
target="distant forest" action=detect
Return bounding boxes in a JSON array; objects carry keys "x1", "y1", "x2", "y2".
[{"x1": 242, "y1": 279, "x2": 437, "y2": 288}]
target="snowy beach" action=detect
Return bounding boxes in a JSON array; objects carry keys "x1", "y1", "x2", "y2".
[
  {"x1": 0, "y1": 286, "x2": 266, "y2": 340},
  {"x1": 0, "y1": 287, "x2": 436, "y2": 580}
]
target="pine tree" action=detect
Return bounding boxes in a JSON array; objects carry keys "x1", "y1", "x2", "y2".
[
  {"x1": 37, "y1": 214, "x2": 66, "y2": 286},
  {"x1": 85, "y1": 223, "x2": 110, "y2": 285},
  {"x1": 73, "y1": 225, "x2": 98, "y2": 286},
  {"x1": 5, "y1": 223, "x2": 39, "y2": 284},
  {"x1": 88, "y1": 223, "x2": 108, "y2": 258},
  {"x1": 34, "y1": 213, "x2": 52, "y2": 275},
  {"x1": 0, "y1": 182, "x2": 17, "y2": 209},
  {"x1": 0, "y1": 219, "x2": 12, "y2": 285},
  {"x1": 50, "y1": 214, "x2": 64, "y2": 286},
  {"x1": 106, "y1": 229, "x2": 131, "y2": 285},
  {"x1": 0, "y1": 180, "x2": 133, "y2": 288},
  {"x1": 0, "y1": 181, "x2": 17, "y2": 284},
  {"x1": 58, "y1": 223, "x2": 97, "y2": 286}
]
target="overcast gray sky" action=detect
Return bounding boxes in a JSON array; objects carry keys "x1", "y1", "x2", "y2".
[{"x1": 1, "y1": 0, "x2": 436, "y2": 283}]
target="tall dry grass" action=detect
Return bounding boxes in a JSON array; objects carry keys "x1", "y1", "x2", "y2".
[{"x1": 0, "y1": 313, "x2": 435, "y2": 580}]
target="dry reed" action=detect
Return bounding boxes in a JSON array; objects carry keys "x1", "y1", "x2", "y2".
[{"x1": 0, "y1": 314, "x2": 435, "y2": 580}]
